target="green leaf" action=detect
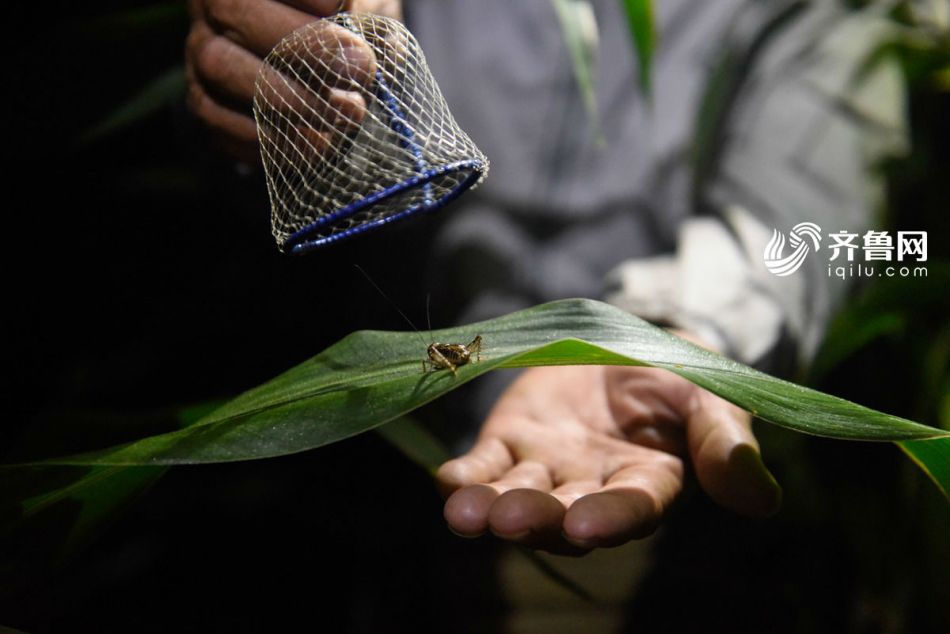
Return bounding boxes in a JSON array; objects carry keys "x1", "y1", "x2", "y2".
[
  {"x1": 900, "y1": 437, "x2": 950, "y2": 499},
  {"x1": 75, "y1": 1, "x2": 188, "y2": 37},
  {"x1": 514, "y1": 547, "x2": 594, "y2": 602},
  {"x1": 1, "y1": 465, "x2": 166, "y2": 578},
  {"x1": 809, "y1": 311, "x2": 906, "y2": 381},
  {"x1": 8, "y1": 299, "x2": 945, "y2": 475},
  {"x1": 374, "y1": 417, "x2": 449, "y2": 476},
  {"x1": 77, "y1": 66, "x2": 186, "y2": 144},
  {"x1": 1, "y1": 402, "x2": 217, "y2": 573},
  {"x1": 935, "y1": 64, "x2": 950, "y2": 91},
  {"x1": 619, "y1": 0, "x2": 655, "y2": 95},
  {"x1": 551, "y1": 0, "x2": 605, "y2": 143}
]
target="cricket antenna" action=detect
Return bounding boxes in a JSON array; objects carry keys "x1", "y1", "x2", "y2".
[
  {"x1": 353, "y1": 264, "x2": 427, "y2": 343},
  {"x1": 426, "y1": 292, "x2": 433, "y2": 333}
]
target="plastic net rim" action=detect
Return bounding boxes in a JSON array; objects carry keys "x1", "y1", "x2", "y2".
[{"x1": 285, "y1": 158, "x2": 486, "y2": 253}]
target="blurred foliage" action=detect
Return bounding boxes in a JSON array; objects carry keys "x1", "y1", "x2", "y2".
[
  {"x1": 551, "y1": 0, "x2": 605, "y2": 144},
  {"x1": 79, "y1": 67, "x2": 186, "y2": 145},
  {"x1": 782, "y1": 1, "x2": 950, "y2": 630},
  {"x1": 2, "y1": 0, "x2": 949, "y2": 632},
  {"x1": 550, "y1": 0, "x2": 655, "y2": 139},
  {"x1": 618, "y1": 0, "x2": 655, "y2": 95}
]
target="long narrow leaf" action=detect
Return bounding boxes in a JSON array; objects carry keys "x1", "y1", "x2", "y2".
[
  {"x1": 76, "y1": 2, "x2": 188, "y2": 36},
  {"x1": 619, "y1": 0, "x2": 655, "y2": 95},
  {"x1": 1, "y1": 401, "x2": 220, "y2": 572},
  {"x1": 551, "y1": 0, "x2": 604, "y2": 142},
  {"x1": 374, "y1": 417, "x2": 449, "y2": 476},
  {"x1": 900, "y1": 437, "x2": 950, "y2": 499},
  {"x1": 6, "y1": 299, "x2": 944, "y2": 476},
  {"x1": 78, "y1": 66, "x2": 186, "y2": 144}
]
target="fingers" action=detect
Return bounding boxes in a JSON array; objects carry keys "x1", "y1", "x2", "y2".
[
  {"x1": 186, "y1": 74, "x2": 259, "y2": 143},
  {"x1": 186, "y1": 75, "x2": 260, "y2": 162},
  {"x1": 562, "y1": 454, "x2": 683, "y2": 548},
  {"x1": 436, "y1": 436, "x2": 514, "y2": 495},
  {"x1": 443, "y1": 476, "x2": 679, "y2": 555},
  {"x1": 437, "y1": 359, "x2": 781, "y2": 558},
  {"x1": 351, "y1": 0, "x2": 402, "y2": 20},
  {"x1": 563, "y1": 491, "x2": 660, "y2": 548},
  {"x1": 487, "y1": 489, "x2": 586, "y2": 554},
  {"x1": 440, "y1": 449, "x2": 684, "y2": 554},
  {"x1": 186, "y1": 0, "x2": 382, "y2": 167},
  {"x1": 185, "y1": 17, "x2": 260, "y2": 159},
  {"x1": 255, "y1": 65, "x2": 369, "y2": 156},
  {"x1": 605, "y1": 366, "x2": 689, "y2": 455},
  {"x1": 263, "y1": 20, "x2": 378, "y2": 91},
  {"x1": 686, "y1": 389, "x2": 782, "y2": 518},
  {"x1": 283, "y1": 1, "x2": 352, "y2": 15},
  {"x1": 254, "y1": 21, "x2": 376, "y2": 142},
  {"x1": 188, "y1": 20, "x2": 262, "y2": 106},
  {"x1": 203, "y1": 0, "x2": 319, "y2": 57},
  {"x1": 443, "y1": 485, "x2": 497, "y2": 537},
  {"x1": 548, "y1": 480, "x2": 602, "y2": 507},
  {"x1": 189, "y1": 14, "x2": 374, "y2": 108},
  {"x1": 441, "y1": 460, "x2": 550, "y2": 539},
  {"x1": 445, "y1": 486, "x2": 585, "y2": 555}
]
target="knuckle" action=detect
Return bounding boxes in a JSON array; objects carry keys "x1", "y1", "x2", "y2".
[
  {"x1": 203, "y1": 0, "x2": 238, "y2": 30},
  {"x1": 184, "y1": 26, "x2": 205, "y2": 63},
  {"x1": 194, "y1": 35, "x2": 232, "y2": 84},
  {"x1": 434, "y1": 462, "x2": 456, "y2": 483},
  {"x1": 203, "y1": 0, "x2": 228, "y2": 24},
  {"x1": 187, "y1": 0, "x2": 204, "y2": 19},
  {"x1": 186, "y1": 83, "x2": 209, "y2": 119},
  {"x1": 352, "y1": 0, "x2": 400, "y2": 19},
  {"x1": 654, "y1": 452, "x2": 684, "y2": 478}
]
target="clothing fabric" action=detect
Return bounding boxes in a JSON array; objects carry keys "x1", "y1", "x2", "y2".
[{"x1": 406, "y1": 0, "x2": 904, "y2": 372}]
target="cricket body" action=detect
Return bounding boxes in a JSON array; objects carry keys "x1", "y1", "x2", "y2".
[
  {"x1": 352, "y1": 265, "x2": 484, "y2": 378},
  {"x1": 423, "y1": 335, "x2": 482, "y2": 376}
]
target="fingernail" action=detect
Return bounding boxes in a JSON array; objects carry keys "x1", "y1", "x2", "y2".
[
  {"x1": 563, "y1": 532, "x2": 598, "y2": 549},
  {"x1": 490, "y1": 528, "x2": 530, "y2": 542},
  {"x1": 327, "y1": 89, "x2": 366, "y2": 128},
  {"x1": 447, "y1": 522, "x2": 482, "y2": 539},
  {"x1": 331, "y1": 42, "x2": 374, "y2": 81}
]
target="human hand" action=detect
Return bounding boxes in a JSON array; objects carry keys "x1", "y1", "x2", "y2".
[
  {"x1": 185, "y1": 0, "x2": 401, "y2": 163},
  {"x1": 437, "y1": 341, "x2": 782, "y2": 555}
]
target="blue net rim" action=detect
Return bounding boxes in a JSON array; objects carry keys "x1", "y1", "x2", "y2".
[{"x1": 284, "y1": 159, "x2": 485, "y2": 254}]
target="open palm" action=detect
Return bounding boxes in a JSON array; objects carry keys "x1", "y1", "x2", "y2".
[{"x1": 437, "y1": 363, "x2": 782, "y2": 554}]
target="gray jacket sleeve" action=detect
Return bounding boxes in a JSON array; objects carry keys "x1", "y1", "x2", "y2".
[{"x1": 408, "y1": 0, "x2": 906, "y2": 376}]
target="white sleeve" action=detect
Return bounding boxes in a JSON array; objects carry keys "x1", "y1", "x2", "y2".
[{"x1": 606, "y1": 207, "x2": 786, "y2": 364}]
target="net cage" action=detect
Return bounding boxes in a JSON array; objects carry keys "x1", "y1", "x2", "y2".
[{"x1": 253, "y1": 12, "x2": 489, "y2": 253}]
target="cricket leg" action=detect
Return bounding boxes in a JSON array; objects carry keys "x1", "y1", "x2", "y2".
[{"x1": 432, "y1": 348, "x2": 458, "y2": 377}]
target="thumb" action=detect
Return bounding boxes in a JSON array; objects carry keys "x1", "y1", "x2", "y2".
[{"x1": 686, "y1": 388, "x2": 782, "y2": 518}]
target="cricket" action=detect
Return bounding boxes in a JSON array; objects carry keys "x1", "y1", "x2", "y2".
[
  {"x1": 355, "y1": 265, "x2": 483, "y2": 377},
  {"x1": 423, "y1": 335, "x2": 482, "y2": 377}
]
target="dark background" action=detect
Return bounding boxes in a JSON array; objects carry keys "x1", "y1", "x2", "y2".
[{"x1": 3, "y1": 2, "x2": 949, "y2": 632}]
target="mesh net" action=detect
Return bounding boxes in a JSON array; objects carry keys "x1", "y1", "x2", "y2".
[{"x1": 253, "y1": 13, "x2": 489, "y2": 253}]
